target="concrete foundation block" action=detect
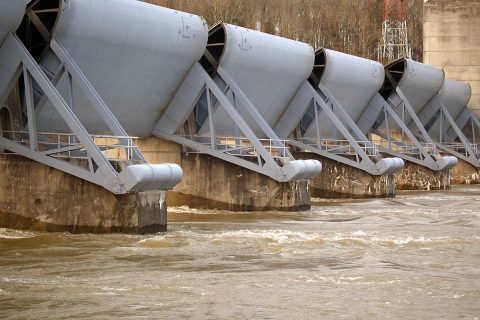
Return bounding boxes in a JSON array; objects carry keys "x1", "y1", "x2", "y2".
[
  {"x1": 293, "y1": 153, "x2": 396, "y2": 198},
  {"x1": 395, "y1": 160, "x2": 451, "y2": 191},
  {"x1": 167, "y1": 153, "x2": 311, "y2": 211},
  {"x1": 0, "y1": 155, "x2": 166, "y2": 234},
  {"x1": 450, "y1": 158, "x2": 480, "y2": 184}
]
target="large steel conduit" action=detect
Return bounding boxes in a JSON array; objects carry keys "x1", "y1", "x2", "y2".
[
  {"x1": 432, "y1": 79, "x2": 472, "y2": 141},
  {"x1": 304, "y1": 48, "x2": 385, "y2": 139},
  {"x1": 0, "y1": 0, "x2": 190, "y2": 193},
  {"x1": 380, "y1": 58, "x2": 445, "y2": 131},
  {"x1": 31, "y1": 0, "x2": 208, "y2": 137},
  {"x1": 0, "y1": 0, "x2": 27, "y2": 100},
  {"x1": 0, "y1": 0, "x2": 26, "y2": 45},
  {"x1": 198, "y1": 23, "x2": 314, "y2": 137},
  {"x1": 353, "y1": 58, "x2": 458, "y2": 171},
  {"x1": 290, "y1": 48, "x2": 403, "y2": 175},
  {"x1": 424, "y1": 78, "x2": 478, "y2": 168}
]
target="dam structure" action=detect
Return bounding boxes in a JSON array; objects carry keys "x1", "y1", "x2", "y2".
[
  {"x1": 0, "y1": 0, "x2": 478, "y2": 234},
  {"x1": 0, "y1": 0, "x2": 191, "y2": 232},
  {"x1": 416, "y1": 77, "x2": 480, "y2": 183},
  {"x1": 355, "y1": 58, "x2": 459, "y2": 190},
  {"x1": 152, "y1": 22, "x2": 322, "y2": 210},
  {"x1": 274, "y1": 48, "x2": 405, "y2": 198}
]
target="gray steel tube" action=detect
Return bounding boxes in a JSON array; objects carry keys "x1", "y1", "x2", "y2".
[
  {"x1": 198, "y1": 23, "x2": 314, "y2": 137},
  {"x1": 34, "y1": 0, "x2": 208, "y2": 137},
  {"x1": 0, "y1": 0, "x2": 26, "y2": 45},
  {"x1": 304, "y1": 48, "x2": 384, "y2": 139}
]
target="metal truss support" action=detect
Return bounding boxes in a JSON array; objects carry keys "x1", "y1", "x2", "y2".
[
  {"x1": 0, "y1": 33, "x2": 182, "y2": 193},
  {"x1": 275, "y1": 81, "x2": 404, "y2": 176},
  {"x1": 431, "y1": 101, "x2": 480, "y2": 167},
  {"x1": 371, "y1": 90, "x2": 457, "y2": 171},
  {"x1": 154, "y1": 62, "x2": 322, "y2": 182}
]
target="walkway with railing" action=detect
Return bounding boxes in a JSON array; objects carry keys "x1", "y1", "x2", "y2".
[
  {"x1": 298, "y1": 138, "x2": 380, "y2": 157},
  {"x1": 372, "y1": 138, "x2": 438, "y2": 156},
  {"x1": 440, "y1": 142, "x2": 480, "y2": 157},
  {"x1": 183, "y1": 135, "x2": 291, "y2": 159},
  {"x1": 0, "y1": 131, "x2": 142, "y2": 162}
]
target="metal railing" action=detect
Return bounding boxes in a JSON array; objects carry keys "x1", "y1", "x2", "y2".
[
  {"x1": 298, "y1": 138, "x2": 380, "y2": 156},
  {"x1": 439, "y1": 142, "x2": 480, "y2": 157},
  {"x1": 0, "y1": 130, "x2": 141, "y2": 161},
  {"x1": 183, "y1": 135, "x2": 291, "y2": 159},
  {"x1": 372, "y1": 138, "x2": 438, "y2": 156}
]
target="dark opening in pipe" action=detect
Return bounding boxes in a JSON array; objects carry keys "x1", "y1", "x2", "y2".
[
  {"x1": 200, "y1": 22, "x2": 226, "y2": 74},
  {"x1": 308, "y1": 48, "x2": 326, "y2": 88},
  {"x1": 380, "y1": 58, "x2": 406, "y2": 99},
  {"x1": 17, "y1": 0, "x2": 62, "y2": 61}
]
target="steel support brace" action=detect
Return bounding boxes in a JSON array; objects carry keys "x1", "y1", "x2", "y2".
[
  {"x1": 276, "y1": 81, "x2": 403, "y2": 176},
  {"x1": 0, "y1": 33, "x2": 182, "y2": 193},
  {"x1": 434, "y1": 102, "x2": 480, "y2": 167},
  {"x1": 153, "y1": 63, "x2": 321, "y2": 182},
  {"x1": 49, "y1": 39, "x2": 145, "y2": 162},
  {"x1": 373, "y1": 92, "x2": 457, "y2": 171}
]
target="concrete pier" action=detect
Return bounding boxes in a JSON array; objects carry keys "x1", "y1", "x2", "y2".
[
  {"x1": 395, "y1": 160, "x2": 451, "y2": 191},
  {"x1": 0, "y1": 154, "x2": 167, "y2": 233},
  {"x1": 450, "y1": 158, "x2": 480, "y2": 185},
  {"x1": 138, "y1": 137, "x2": 311, "y2": 211},
  {"x1": 294, "y1": 153, "x2": 395, "y2": 198}
]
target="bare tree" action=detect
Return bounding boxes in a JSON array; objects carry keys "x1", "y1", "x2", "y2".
[{"x1": 143, "y1": 0, "x2": 423, "y2": 61}]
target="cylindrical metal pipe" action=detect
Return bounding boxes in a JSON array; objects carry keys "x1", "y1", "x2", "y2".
[
  {"x1": 371, "y1": 58, "x2": 445, "y2": 133},
  {"x1": 304, "y1": 48, "x2": 384, "y2": 139},
  {"x1": 0, "y1": 0, "x2": 26, "y2": 45},
  {"x1": 34, "y1": 0, "x2": 208, "y2": 137},
  {"x1": 397, "y1": 59, "x2": 445, "y2": 114},
  {"x1": 198, "y1": 23, "x2": 314, "y2": 137},
  {"x1": 428, "y1": 78, "x2": 472, "y2": 141}
]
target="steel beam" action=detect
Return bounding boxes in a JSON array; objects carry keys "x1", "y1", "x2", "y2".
[
  {"x1": 0, "y1": 33, "x2": 182, "y2": 193},
  {"x1": 153, "y1": 63, "x2": 322, "y2": 182}
]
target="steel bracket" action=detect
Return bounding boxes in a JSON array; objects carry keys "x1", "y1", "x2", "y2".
[
  {"x1": 154, "y1": 63, "x2": 322, "y2": 182},
  {"x1": 275, "y1": 81, "x2": 404, "y2": 176},
  {"x1": 0, "y1": 33, "x2": 182, "y2": 193}
]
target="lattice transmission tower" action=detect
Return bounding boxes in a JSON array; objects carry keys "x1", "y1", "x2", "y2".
[{"x1": 380, "y1": 0, "x2": 412, "y2": 64}]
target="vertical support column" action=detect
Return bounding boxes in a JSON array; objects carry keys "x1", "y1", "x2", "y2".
[
  {"x1": 137, "y1": 190, "x2": 167, "y2": 234},
  {"x1": 314, "y1": 100, "x2": 322, "y2": 149},
  {"x1": 206, "y1": 88, "x2": 216, "y2": 149},
  {"x1": 22, "y1": 67, "x2": 37, "y2": 151},
  {"x1": 384, "y1": 107, "x2": 392, "y2": 149}
]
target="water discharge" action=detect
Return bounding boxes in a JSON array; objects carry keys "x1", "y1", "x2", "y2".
[{"x1": 1, "y1": 185, "x2": 479, "y2": 319}]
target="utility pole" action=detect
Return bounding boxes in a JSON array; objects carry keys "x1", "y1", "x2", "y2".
[{"x1": 380, "y1": 0, "x2": 411, "y2": 64}]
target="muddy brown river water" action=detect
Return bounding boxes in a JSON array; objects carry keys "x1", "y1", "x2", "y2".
[{"x1": 1, "y1": 185, "x2": 480, "y2": 319}]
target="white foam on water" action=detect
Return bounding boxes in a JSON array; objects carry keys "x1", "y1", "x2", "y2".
[
  {"x1": 0, "y1": 228, "x2": 37, "y2": 239},
  {"x1": 138, "y1": 229, "x2": 468, "y2": 251},
  {"x1": 299, "y1": 275, "x2": 401, "y2": 285}
]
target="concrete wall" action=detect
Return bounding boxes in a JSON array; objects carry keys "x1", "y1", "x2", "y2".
[
  {"x1": 137, "y1": 137, "x2": 311, "y2": 211},
  {"x1": 293, "y1": 153, "x2": 395, "y2": 198},
  {"x1": 423, "y1": 0, "x2": 480, "y2": 117},
  {"x1": 395, "y1": 160, "x2": 451, "y2": 190},
  {"x1": 450, "y1": 158, "x2": 480, "y2": 184},
  {"x1": 0, "y1": 155, "x2": 167, "y2": 233}
]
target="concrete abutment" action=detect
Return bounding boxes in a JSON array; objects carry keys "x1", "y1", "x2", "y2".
[
  {"x1": 395, "y1": 161, "x2": 451, "y2": 191},
  {"x1": 2, "y1": 136, "x2": 477, "y2": 234},
  {"x1": 0, "y1": 155, "x2": 167, "y2": 234},
  {"x1": 293, "y1": 153, "x2": 396, "y2": 198},
  {"x1": 137, "y1": 137, "x2": 311, "y2": 211}
]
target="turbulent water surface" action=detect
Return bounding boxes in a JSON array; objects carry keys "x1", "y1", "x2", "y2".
[{"x1": 1, "y1": 185, "x2": 480, "y2": 319}]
